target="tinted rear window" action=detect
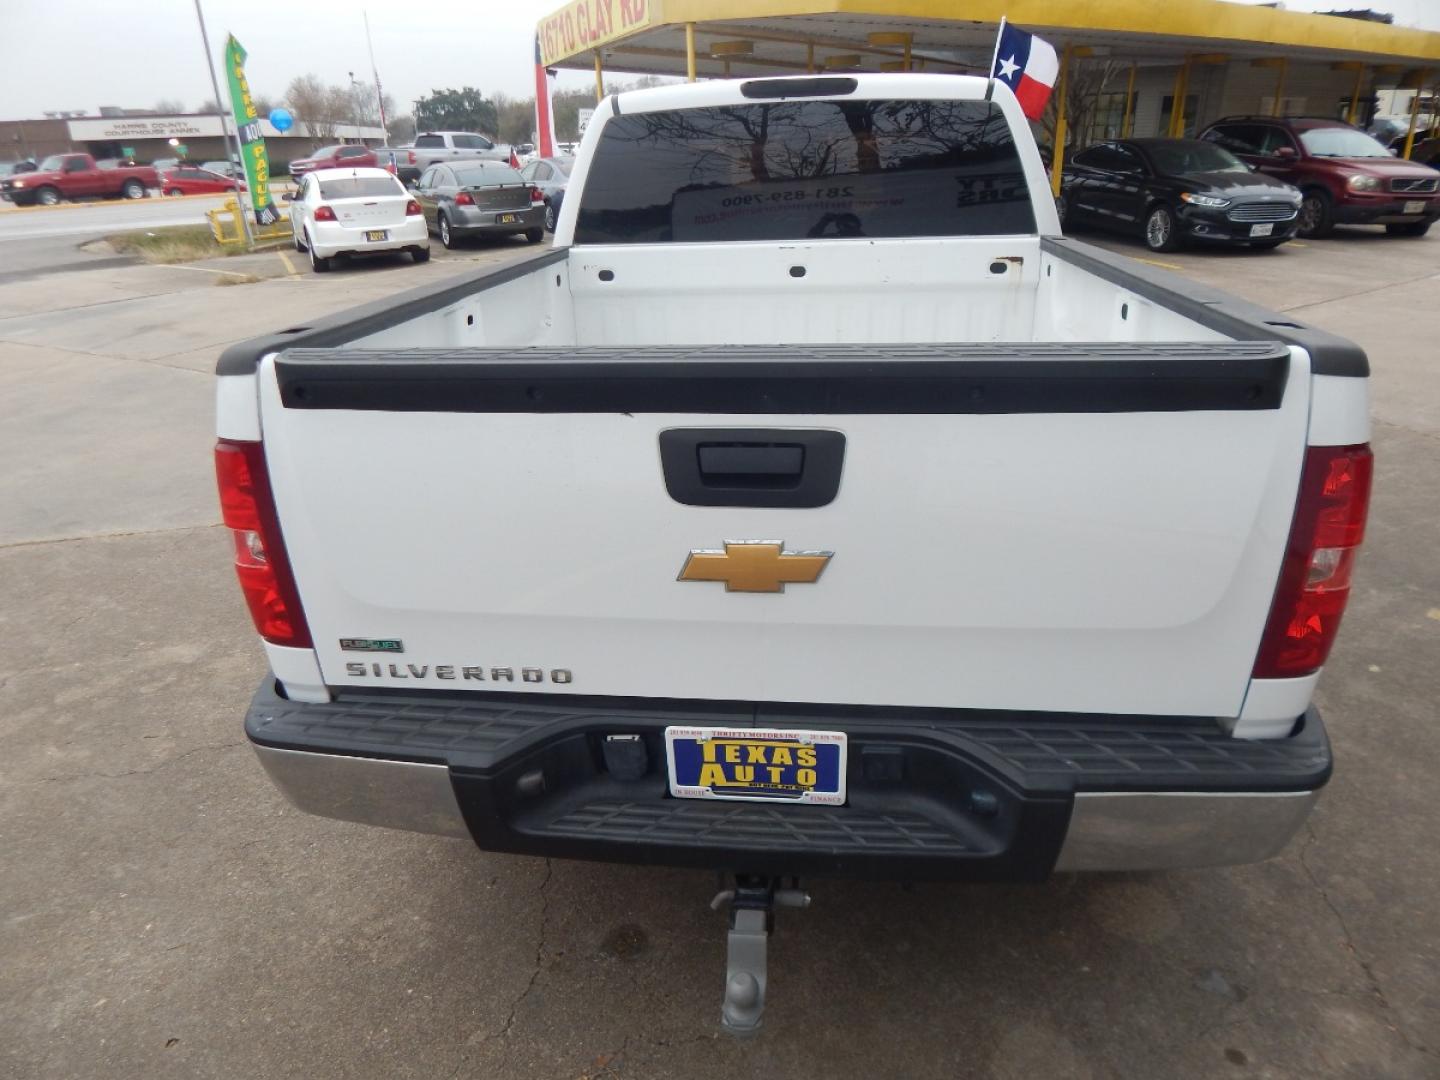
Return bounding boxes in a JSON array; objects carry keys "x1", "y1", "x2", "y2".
[
  {"x1": 575, "y1": 99, "x2": 1034, "y2": 243},
  {"x1": 454, "y1": 165, "x2": 524, "y2": 186},
  {"x1": 413, "y1": 134, "x2": 444, "y2": 147},
  {"x1": 318, "y1": 177, "x2": 405, "y2": 199}
]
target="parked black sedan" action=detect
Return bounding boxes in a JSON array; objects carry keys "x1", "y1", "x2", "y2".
[{"x1": 1059, "y1": 138, "x2": 1304, "y2": 252}]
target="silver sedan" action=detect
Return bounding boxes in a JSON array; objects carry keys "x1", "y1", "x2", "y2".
[{"x1": 412, "y1": 161, "x2": 547, "y2": 248}]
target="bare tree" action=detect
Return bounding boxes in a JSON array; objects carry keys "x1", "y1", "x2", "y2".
[
  {"x1": 1040, "y1": 60, "x2": 1122, "y2": 155},
  {"x1": 285, "y1": 75, "x2": 346, "y2": 143},
  {"x1": 387, "y1": 113, "x2": 416, "y2": 144},
  {"x1": 154, "y1": 98, "x2": 187, "y2": 114}
]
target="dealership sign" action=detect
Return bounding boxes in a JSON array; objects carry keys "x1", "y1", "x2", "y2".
[
  {"x1": 538, "y1": 0, "x2": 651, "y2": 66},
  {"x1": 225, "y1": 34, "x2": 280, "y2": 227}
]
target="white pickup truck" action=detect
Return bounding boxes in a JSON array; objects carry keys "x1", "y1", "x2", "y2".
[{"x1": 215, "y1": 74, "x2": 1372, "y2": 1031}]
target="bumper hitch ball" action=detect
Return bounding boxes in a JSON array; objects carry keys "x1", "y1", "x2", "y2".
[{"x1": 710, "y1": 874, "x2": 810, "y2": 1035}]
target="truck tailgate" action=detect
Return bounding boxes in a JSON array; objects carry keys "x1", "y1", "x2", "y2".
[{"x1": 258, "y1": 342, "x2": 1309, "y2": 718}]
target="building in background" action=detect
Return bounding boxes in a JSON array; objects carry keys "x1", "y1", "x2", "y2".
[{"x1": 0, "y1": 111, "x2": 386, "y2": 169}]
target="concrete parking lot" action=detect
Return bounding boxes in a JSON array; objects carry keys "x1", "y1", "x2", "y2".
[{"x1": 1, "y1": 207, "x2": 1437, "y2": 1079}]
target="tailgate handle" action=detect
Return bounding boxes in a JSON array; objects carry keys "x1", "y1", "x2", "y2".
[
  {"x1": 697, "y1": 443, "x2": 804, "y2": 484},
  {"x1": 660, "y1": 428, "x2": 845, "y2": 508}
]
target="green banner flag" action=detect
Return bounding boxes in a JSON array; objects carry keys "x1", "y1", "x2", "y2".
[{"x1": 224, "y1": 35, "x2": 279, "y2": 226}]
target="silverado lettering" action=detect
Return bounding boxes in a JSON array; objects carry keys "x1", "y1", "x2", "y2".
[{"x1": 343, "y1": 662, "x2": 573, "y2": 683}]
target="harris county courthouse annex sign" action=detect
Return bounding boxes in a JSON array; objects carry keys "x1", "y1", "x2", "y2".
[{"x1": 66, "y1": 117, "x2": 224, "y2": 141}]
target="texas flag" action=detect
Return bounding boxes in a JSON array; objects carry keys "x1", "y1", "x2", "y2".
[{"x1": 990, "y1": 20, "x2": 1059, "y2": 120}]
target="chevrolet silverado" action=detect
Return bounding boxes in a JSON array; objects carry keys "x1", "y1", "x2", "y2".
[{"x1": 215, "y1": 74, "x2": 1372, "y2": 1032}]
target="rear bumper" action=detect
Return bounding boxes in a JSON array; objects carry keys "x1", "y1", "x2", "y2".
[
  {"x1": 309, "y1": 217, "x2": 428, "y2": 258},
  {"x1": 450, "y1": 204, "x2": 545, "y2": 233},
  {"x1": 244, "y1": 679, "x2": 1330, "y2": 880}
]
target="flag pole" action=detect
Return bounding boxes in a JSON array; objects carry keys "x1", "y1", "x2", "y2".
[
  {"x1": 364, "y1": 11, "x2": 388, "y2": 136},
  {"x1": 191, "y1": 0, "x2": 252, "y2": 248},
  {"x1": 988, "y1": 16, "x2": 1007, "y2": 80}
]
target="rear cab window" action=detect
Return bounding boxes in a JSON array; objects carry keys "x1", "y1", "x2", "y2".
[
  {"x1": 414, "y1": 135, "x2": 444, "y2": 148},
  {"x1": 318, "y1": 176, "x2": 406, "y2": 199},
  {"x1": 455, "y1": 165, "x2": 523, "y2": 186},
  {"x1": 575, "y1": 98, "x2": 1035, "y2": 243}
]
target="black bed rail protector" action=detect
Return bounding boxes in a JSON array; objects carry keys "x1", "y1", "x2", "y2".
[
  {"x1": 1042, "y1": 236, "x2": 1368, "y2": 378},
  {"x1": 273, "y1": 340, "x2": 1290, "y2": 414},
  {"x1": 214, "y1": 247, "x2": 568, "y2": 376}
]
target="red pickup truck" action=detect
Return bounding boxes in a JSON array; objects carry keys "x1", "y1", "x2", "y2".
[{"x1": 0, "y1": 153, "x2": 158, "y2": 206}]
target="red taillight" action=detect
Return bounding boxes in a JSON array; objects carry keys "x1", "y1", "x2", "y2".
[
  {"x1": 214, "y1": 440, "x2": 312, "y2": 648},
  {"x1": 455, "y1": 191, "x2": 474, "y2": 205},
  {"x1": 1253, "y1": 443, "x2": 1373, "y2": 678},
  {"x1": 530, "y1": 186, "x2": 544, "y2": 203},
  {"x1": 407, "y1": 150, "x2": 416, "y2": 164},
  {"x1": 405, "y1": 199, "x2": 422, "y2": 216},
  {"x1": 313, "y1": 204, "x2": 336, "y2": 222}
]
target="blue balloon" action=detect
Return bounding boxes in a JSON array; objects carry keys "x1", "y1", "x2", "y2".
[{"x1": 268, "y1": 107, "x2": 294, "y2": 133}]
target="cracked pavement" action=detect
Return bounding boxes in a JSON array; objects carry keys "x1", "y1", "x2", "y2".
[{"x1": 2, "y1": 228, "x2": 1438, "y2": 1079}]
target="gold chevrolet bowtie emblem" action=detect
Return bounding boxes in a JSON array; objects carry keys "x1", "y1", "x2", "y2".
[{"x1": 678, "y1": 540, "x2": 833, "y2": 593}]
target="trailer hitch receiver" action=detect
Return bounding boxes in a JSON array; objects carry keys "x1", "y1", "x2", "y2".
[{"x1": 710, "y1": 874, "x2": 810, "y2": 1035}]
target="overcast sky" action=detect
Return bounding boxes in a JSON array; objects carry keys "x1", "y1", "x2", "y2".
[{"x1": 1, "y1": 0, "x2": 1436, "y2": 122}]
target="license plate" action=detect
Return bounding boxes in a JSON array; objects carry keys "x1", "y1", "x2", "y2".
[
  {"x1": 496, "y1": 213, "x2": 519, "y2": 224},
  {"x1": 1249, "y1": 223, "x2": 1274, "y2": 237},
  {"x1": 1403, "y1": 200, "x2": 1424, "y2": 215},
  {"x1": 364, "y1": 229, "x2": 389, "y2": 242},
  {"x1": 665, "y1": 727, "x2": 847, "y2": 805}
]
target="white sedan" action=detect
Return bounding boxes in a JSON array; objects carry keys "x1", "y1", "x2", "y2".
[{"x1": 286, "y1": 166, "x2": 429, "y2": 273}]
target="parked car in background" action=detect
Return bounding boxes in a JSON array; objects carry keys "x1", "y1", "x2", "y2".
[
  {"x1": 286, "y1": 167, "x2": 428, "y2": 273},
  {"x1": 1060, "y1": 138, "x2": 1302, "y2": 252},
  {"x1": 412, "y1": 160, "x2": 545, "y2": 247},
  {"x1": 289, "y1": 144, "x2": 377, "y2": 179},
  {"x1": 150, "y1": 157, "x2": 181, "y2": 172},
  {"x1": 160, "y1": 166, "x2": 246, "y2": 196},
  {"x1": 201, "y1": 159, "x2": 243, "y2": 179},
  {"x1": 1405, "y1": 134, "x2": 1440, "y2": 169},
  {"x1": 518, "y1": 155, "x2": 572, "y2": 231},
  {"x1": 0, "y1": 153, "x2": 156, "y2": 206},
  {"x1": 1366, "y1": 116, "x2": 1410, "y2": 145},
  {"x1": 396, "y1": 131, "x2": 509, "y2": 183},
  {"x1": 1201, "y1": 116, "x2": 1440, "y2": 237},
  {"x1": 371, "y1": 146, "x2": 403, "y2": 175}
]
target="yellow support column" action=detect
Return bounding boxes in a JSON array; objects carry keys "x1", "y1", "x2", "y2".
[
  {"x1": 1051, "y1": 45, "x2": 1072, "y2": 200},
  {"x1": 1347, "y1": 65, "x2": 1366, "y2": 125},
  {"x1": 869, "y1": 31, "x2": 914, "y2": 72},
  {"x1": 1272, "y1": 58, "x2": 1288, "y2": 117},
  {"x1": 594, "y1": 51, "x2": 604, "y2": 102},
  {"x1": 806, "y1": 42, "x2": 815, "y2": 74},
  {"x1": 1168, "y1": 61, "x2": 1189, "y2": 137},
  {"x1": 1122, "y1": 62, "x2": 1137, "y2": 137},
  {"x1": 1401, "y1": 71, "x2": 1427, "y2": 160},
  {"x1": 686, "y1": 23, "x2": 697, "y2": 82}
]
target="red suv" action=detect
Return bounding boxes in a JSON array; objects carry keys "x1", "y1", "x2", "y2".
[
  {"x1": 287, "y1": 144, "x2": 377, "y2": 179},
  {"x1": 1199, "y1": 116, "x2": 1439, "y2": 238}
]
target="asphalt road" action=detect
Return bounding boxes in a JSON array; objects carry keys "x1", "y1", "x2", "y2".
[
  {"x1": 1, "y1": 226, "x2": 1437, "y2": 1079},
  {"x1": 0, "y1": 195, "x2": 237, "y2": 281}
]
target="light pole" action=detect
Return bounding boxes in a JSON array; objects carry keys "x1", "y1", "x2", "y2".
[
  {"x1": 191, "y1": 0, "x2": 252, "y2": 247},
  {"x1": 348, "y1": 71, "x2": 362, "y2": 134}
]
